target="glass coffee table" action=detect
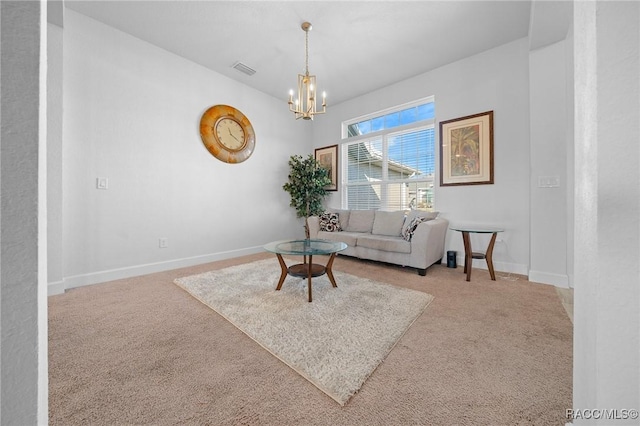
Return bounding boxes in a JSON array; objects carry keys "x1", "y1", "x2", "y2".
[{"x1": 263, "y1": 239, "x2": 348, "y2": 302}]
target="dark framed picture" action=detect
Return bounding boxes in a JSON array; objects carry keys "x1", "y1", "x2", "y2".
[
  {"x1": 314, "y1": 144, "x2": 338, "y2": 191},
  {"x1": 439, "y1": 110, "x2": 494, "y2": 186}
]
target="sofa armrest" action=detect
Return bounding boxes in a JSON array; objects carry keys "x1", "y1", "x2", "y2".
[
  {"x1": 307, "y1": 216, "x2": 320, "y2": 239},
  {"x1": 410, "y1": 218, "x2": 449, "y2": 267}
]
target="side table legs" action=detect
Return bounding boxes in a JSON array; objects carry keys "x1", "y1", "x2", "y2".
[
  {"x1": 461, "y1": 231, "x2": 472, "y2": 282},
  {"x1": 485, "y1": 233, "x2": 498, "y2": 281},
  {"x1": 460, "y1": 231, "x2": 499, "y2": 281}
]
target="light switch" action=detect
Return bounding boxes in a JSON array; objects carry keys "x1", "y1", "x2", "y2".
[
  {"x1": 96, "y1": 177, "x2": 109, "y2": 189},
  {"x1": 538, "y1": 176, "x2": 560, "y2": 188}
]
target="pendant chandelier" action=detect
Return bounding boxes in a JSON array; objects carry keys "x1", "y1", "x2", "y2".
[{"x1": 288, "y1": 22, "x2": 326, "y2": 120}]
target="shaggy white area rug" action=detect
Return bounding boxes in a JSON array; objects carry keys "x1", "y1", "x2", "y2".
[{"x1": 174, "y1": 258, "x2": 433, "y2": 405}]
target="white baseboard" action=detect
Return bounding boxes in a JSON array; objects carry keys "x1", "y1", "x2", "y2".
[
  {"x1": 489, "y1": 260, "x2": 528, "y2": 276},
  {"x1": 454, "y1": 255, "x2": 568, "y2": 286},
  {"x1": 528, "y1": 270, "x2": 570, "y2": 288},
  {"x1": 454, "y1": 255, "x2": 528, "y2": 276},
  {"x1": 48, "y1": 280, "x2": 65, "y2": 296},
  {"x1": 54, "y1": 246, "x2": 264, "y2": 293},
  {"x1": 51, "y1": 247, "x2": 569, "y2": 293}
]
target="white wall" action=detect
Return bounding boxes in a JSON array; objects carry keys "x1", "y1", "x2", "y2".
[
  {"x1": 573, "y1": 1, "x2": 640, "y2": 422},
  {"x1": 48, "y1": 21, "x2": 64, "y2": 294},
  {"x1": 313, "y1": 38, "x2": 531, "y2": 276},
  {"x1": 60, "y1": 10, "x2": 310, "y2": 290},
  {"x1": 565, "y1": 19, "x2": 575, "y2": 289},
  {"x1": 529, "y1": 40, "x2": 570, "y2": 287},
  {"x1": 0, "y1": 1, "x2": 48, "y2": 423}
]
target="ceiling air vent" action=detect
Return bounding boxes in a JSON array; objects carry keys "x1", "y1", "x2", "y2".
[{"x1": 231, "y1": 61, "x2": 256, "y2": 76}]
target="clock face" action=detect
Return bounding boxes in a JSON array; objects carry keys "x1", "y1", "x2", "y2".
[
  {"x1": 199, "y1": 105, "x2": 255, "y2": 163},
  {"x1": 215, "y1": 118, "x2": 246, "y2": 151}
]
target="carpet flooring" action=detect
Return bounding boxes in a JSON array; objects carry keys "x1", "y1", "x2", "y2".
[{"x1": 49, "y1": 252, "x2": 573, "y2": 425}]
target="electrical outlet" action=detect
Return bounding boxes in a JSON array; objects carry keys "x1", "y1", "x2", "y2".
[
  {"x1": 159, "y1": 238, "x2": 168, "y2": 248},
  {"x1": 96, "y1": 177, "x2": 109, "y2": 189}
]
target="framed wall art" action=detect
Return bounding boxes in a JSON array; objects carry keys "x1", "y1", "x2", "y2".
[
  {"x1": 314, "y1": 144, "x2": 338, "y2": 191},
  {"x1": 439, "y1": 110, "x2": 494, "y2": 186}
]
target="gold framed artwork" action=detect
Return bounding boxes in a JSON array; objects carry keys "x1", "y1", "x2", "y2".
[
  {"x1": 314, "y1": 144, "x2": 338, "y2": 191},
  {"x1": 439, "y1": 110, "x2": 494, "y2": 186}
]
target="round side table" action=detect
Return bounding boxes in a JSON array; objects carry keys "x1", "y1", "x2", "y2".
[{"x1": 450, "y1": 227, "x2": 504, "y2": 281}]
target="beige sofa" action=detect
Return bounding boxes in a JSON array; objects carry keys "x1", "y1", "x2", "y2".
[{"x1": 307, "y1": 209, "x2": 448, "y2": 275}]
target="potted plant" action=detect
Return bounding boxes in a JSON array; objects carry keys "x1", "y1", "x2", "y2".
[{"x1": 282, "y1": 154, "x2": 331, "y2": 238}]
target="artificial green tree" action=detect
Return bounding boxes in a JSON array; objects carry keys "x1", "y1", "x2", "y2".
[{"x1": 282, "y1": 154, "x2": 331, "y2": 238}]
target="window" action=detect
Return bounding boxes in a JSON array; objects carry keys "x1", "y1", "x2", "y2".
[{"x1": 341, "y1": 97, "x2": 435, "y2": 211}]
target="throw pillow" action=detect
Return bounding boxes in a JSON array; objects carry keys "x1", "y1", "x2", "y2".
[
  {"x1": 401, "y1": 210, "x2": 439, "y2": 236},
  {"x1": 327, "y1": 208, "x2": 350, "y2": 231},
  {"x1": 319, "y1": 212, "x2": 341, "y2": 232},
  {"x1": 402, "y1": 216, "x2": 427, "y2": 241}
]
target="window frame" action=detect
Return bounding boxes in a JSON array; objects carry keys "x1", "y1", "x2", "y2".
[
  {"x1": 340, "y1": 97, "x2": 436, "y2": 211},
  {"x1": 341, "y1": 96, "x2": 435, "y2": 139}
]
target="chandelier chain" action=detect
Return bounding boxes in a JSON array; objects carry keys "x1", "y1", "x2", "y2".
[{"x1": 305, "y1": 29, "x2": 309, "y2": 75}]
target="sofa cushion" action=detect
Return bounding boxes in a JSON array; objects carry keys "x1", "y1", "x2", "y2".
[
  {"x1": 401, "y1": 210, "x2": 439, "y2": 236},
  {"x1": 317, "y1": 230, "x2": 361, "y2": 247},
  {"x1": 372, "y1": 210, "x2": 406, "y2": 237},
  {"x1": 327, "y1": 208, "x2": 350, "y2": 231},
  {"x1": 319, "y1": 212, "x2": 341, "y2": 232},
  {"x1": 356, "y1": 234, "x2": 411, "y2": 254},
  {"x1": 345, "y1": 210, "x2": 375, "y2": 233}
]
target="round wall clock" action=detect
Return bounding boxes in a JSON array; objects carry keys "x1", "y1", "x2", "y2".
[{"x1": 199, "y1": 105, "x2": 256, "y2": 163}]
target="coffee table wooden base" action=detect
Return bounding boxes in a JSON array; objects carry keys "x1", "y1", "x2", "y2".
[{"x1": 274, "y1": 253, "x2": 338, "y2": 302}]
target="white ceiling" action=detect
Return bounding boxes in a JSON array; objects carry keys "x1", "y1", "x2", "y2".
[{"x1": 63, "y1": 1, "x2": 541, "y2": 106}]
